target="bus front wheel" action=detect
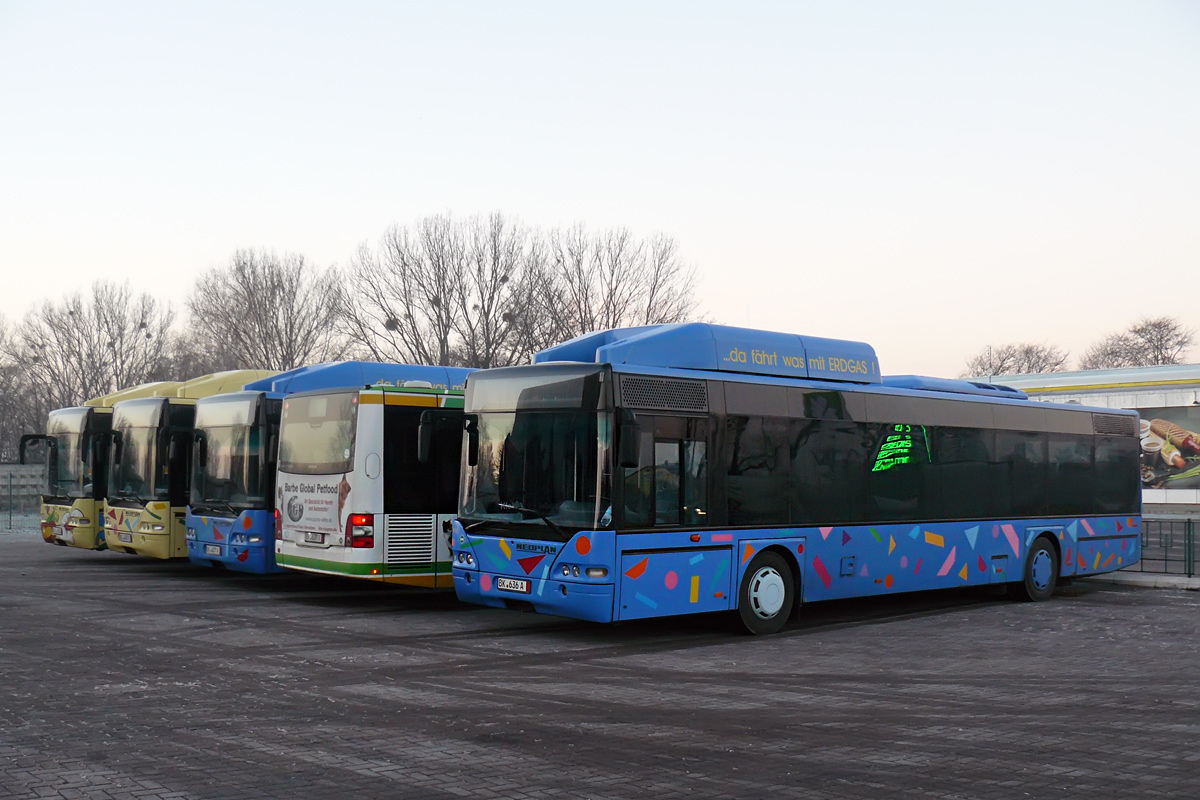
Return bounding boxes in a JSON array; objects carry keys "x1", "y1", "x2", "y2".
[
  {"x1": 737, "y1": 551, "x2": 795, "y2": 635},
  {"x1": 1015, "y1": 535, "x2": 1059, "y2": 602}
]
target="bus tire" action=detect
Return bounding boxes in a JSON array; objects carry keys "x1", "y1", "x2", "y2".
[
  {"x1": 737, "y1": 551, "x2": 794, "y2": 635},
  {"x1": 1015, "y1": 535, "x2": 1058, "y2": 602}
]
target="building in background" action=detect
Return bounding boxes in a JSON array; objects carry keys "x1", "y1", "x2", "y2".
[{"x1": 975, "y1": 365, "x2": 1200, "y2": 513}]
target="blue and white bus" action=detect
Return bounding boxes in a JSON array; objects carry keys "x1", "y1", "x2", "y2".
[
  {"x1": 186, "y1": 362, "x2": 462, "y2": 574},
  {"x1": 451, "y1": 323, "x2": 1142, "y2": 634}
]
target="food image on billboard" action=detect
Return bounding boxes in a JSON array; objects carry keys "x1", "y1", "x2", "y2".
[{"x1": 1138, "y1": 407, "x2": 1200, "y2": 489}]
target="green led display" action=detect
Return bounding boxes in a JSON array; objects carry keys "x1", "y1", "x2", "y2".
[{"x1": 871, "y1": 424, "x2": 930, "y2": 472}]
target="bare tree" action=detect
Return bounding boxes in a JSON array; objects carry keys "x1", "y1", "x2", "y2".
[
  {"x1": 1128, "y1": 316, "x2": 1194, "y2": 365},
  {"x1": 452, "y1": 214, "x2": 545, "y2": 369},
  {"x1": 1077, "y1": 334, "x2": 1140, "y2": 371},
  {"x1": 1079, "y1": 317, "x2": 1195, "y2": 370},
  {"x1": 342, "y1": 217, "x2": 466, "y2": 366},
  {"x1": 548, "y1": 225, "x2": 697, "y2": 337},
  {"x1": 344, "y1": 213, "x2": 703, "y2": 368},
  {"x1": 182, "y1": 249, "x2": 348, "y2": 372},
  {"x1": 7, "y1": 282, "x2": 174, "y2": 413},
  {"x1": 963, "y1": 342, "x2": 1069, "y2": 377},
  {"x1": 0, "y1": 315, "x2": 34, "y2": 462}
]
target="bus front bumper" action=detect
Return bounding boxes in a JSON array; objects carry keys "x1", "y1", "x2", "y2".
[
  {"x1": 452, "y1": 567, "x2": 614, "y2": 623},
  {"x1": 104, "y1": 529, "x2": 176, "y2": 559},
  {"x1": 187, "y1": 538, "x2": 280, "y2": 574}
]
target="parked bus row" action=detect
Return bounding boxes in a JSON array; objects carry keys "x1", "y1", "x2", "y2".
[{"x1": 21, "y1": 323, "x2": 1144, "y2": 634}]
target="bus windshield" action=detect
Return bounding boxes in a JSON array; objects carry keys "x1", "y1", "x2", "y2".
[
  {"x1": 109, "y1": 426, "x2": 167, "y2": 503},
  {"x1": 459, "y1": 410, "x2": 612, "y2": 539},
  {"x1": 279, "y1": 392, "x2": 358, "y2": 475},
  {"x1": 46, "y1": 408, "x2": 90, "y2": 500},
  {"x1": 192, "y1": 425, "x2": 266, "y2": 512}
]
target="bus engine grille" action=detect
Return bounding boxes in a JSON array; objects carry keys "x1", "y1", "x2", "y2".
[
  {"x1": 383, "y1": 515, "x2": 436, "y2": 565},
  {"x1": 620, "y1": 376, "x2": 708, "y2": 412}
]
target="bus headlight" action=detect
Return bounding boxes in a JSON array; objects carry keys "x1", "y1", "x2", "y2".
[{"x1": 585, "y1": 567, "x2": 608, "y2": 578}]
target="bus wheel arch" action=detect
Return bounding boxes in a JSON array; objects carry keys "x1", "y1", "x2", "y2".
[
  {"x1": 736, "y1": 549, "x2": 796, "y2": 635},
  {"x1": 1015, "y1": 533, "x2": 1060, "y2": 602}
]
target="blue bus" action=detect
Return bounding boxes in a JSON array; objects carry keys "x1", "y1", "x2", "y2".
[
  {"x1": 451, "y1": 323, "x2": 1142, "y2": 634},
  {"x1": 186, "y1": 362, "x2": 464, "y2": 574}
]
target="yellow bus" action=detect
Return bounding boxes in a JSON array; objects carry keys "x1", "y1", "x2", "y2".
[
  {"x1": 20, "y1": 382, "x2": 180, "y2": 551},
  {"x1": 104, "y1": 370, "x2": 276, "y2": 559}
]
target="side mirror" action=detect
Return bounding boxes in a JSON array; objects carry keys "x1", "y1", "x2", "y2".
[
  {"x1": 19, "y1": 434, "x2": 49, "y2": 465},
  {"x1": 267, "y1": 429, "x2": 279, "y2": 466},
  {"x1": 465, "y1": 415, "x2": 479, "y2": 468},
  {"x1": 80, "y1": 433, "x2": 91, "y2": 464},
  {"x1": 111, "y1": 431, "x2": 123, "y2": 464},
  {"x1": 617, "y1": 408, "x2": 640, "y2": 469},
  {"x1": 417, "y1": 410, "x2": 432, "y2": 464}
]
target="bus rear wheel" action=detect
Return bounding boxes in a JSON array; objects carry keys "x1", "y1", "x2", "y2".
[
  {"x1": 737, "y1": 551, "x2": 794, "y2": 635},
  {"x1": 1015, "y1": 535, "x2": 1059, "y2": 602}
]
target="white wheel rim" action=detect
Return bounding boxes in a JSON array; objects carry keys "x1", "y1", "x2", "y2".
[{"x1": 749, "y1": 566, "x2": 786, "y2": 619}]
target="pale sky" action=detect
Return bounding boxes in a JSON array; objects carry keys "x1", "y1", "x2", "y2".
[{"x1": 1, "y1": 1, "x2": 1197, "y2": 378}]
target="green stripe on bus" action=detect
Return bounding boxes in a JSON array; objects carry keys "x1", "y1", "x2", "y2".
[
  {"x1": 276, "y1": 555, "x2": 383, "y2": 575},
  {"x1": 276, "y1": 554, "x2": 451, "y2": 575}
]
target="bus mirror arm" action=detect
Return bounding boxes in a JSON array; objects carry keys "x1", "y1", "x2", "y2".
[
  {"x1": 192, "y1": 431, "x2": 207, "y2": 468},
  {"x1": 465, "y1": 415, "x2": 479, "y2": 468},
  {"x1": 417, "y1": 410, "x2": 432, "y2": 464},
  {"x1": 617, "y1": 409, "x2": 640, "y2": 469}
]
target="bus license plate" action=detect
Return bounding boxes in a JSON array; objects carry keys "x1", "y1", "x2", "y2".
[
  {"x1": 304, "y1": 532, "x2": 324, "y2": 544},
  {"x1": 496, "y1": 577, "x2": 530, "y2": 594},
  {"x1": 118, "y1": 533, "x2": 133, "y2": 543},
  {"x1": 205, "y1": 544, "x2": 221, "y2": 556}
]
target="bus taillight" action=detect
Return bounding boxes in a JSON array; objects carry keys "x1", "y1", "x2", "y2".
[
  {"x1": 346, "y1": 513, "x2": 374, "y2": 548},
  {"x1": 274, "y1": 509, "x2": 282, "y2": 540}
]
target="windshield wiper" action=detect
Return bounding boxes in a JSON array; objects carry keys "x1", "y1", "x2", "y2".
[{"x1": 494, "y1": 502, "x2": 570, "y2": 542}]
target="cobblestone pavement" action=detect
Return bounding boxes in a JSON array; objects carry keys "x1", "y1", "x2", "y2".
[{"x1": 2, "y1": 535, "x2": 1199, "y2": 800}]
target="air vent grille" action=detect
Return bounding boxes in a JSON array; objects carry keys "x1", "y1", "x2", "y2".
[
  {"x1": 1093, "y1": 414, "x2": 1137, "y2": 436},
  {"x1": 620, "y1": 376, "x2": 708, "y2": 412},
  {"x1": 384, "y1": 514, "x2": 436, "y2": 565}
]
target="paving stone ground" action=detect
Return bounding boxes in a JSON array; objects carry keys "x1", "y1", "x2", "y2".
[{"x1": 2, "y1": 532, "x2": 1199, "y2": 799}]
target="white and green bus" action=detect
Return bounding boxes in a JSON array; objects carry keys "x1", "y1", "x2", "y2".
[{"x1": 274, "y1": 367, "x2": 472, "y2": 587}]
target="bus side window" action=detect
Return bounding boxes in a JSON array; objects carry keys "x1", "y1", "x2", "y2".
[{"x1": 654, "y1": 441, "x2": 681, "y2": 525}]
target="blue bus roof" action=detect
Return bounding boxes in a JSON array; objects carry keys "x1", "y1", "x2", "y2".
[
  {"x1": 242, "y1": 361, "x2": 474, "y2": 397},
  {"x1": 882, "y1": 375, "x2": 1028, "y2": 400},
  {"x1": 534, "y1": 323, "x2": 882, "y2": 385}
]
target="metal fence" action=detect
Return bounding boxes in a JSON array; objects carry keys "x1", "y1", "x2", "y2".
[
  {"x1": 1132, "y1": 517, "x2": 1196, "y2": 577},
  {"x1": 0, "y1": 464, "x2": 46, "y2": 530}
]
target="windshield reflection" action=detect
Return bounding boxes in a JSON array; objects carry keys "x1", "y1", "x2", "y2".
[
  {"x1": 109, "y1": 427, "x2": 166, "y2": 503},
  {"x1": 192, "y1": 425, "x2": 266, "y2": 511},
  {"x1": 459, "y1": 411, "x2": 611, "y2": 539},
  {"x1": 48, "y1": 433, "x2": 88, "y2": 499}
]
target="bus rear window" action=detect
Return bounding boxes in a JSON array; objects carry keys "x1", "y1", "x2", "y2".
[{"x1": 279, "y1": 393, "x2": 358, "y2": 475}]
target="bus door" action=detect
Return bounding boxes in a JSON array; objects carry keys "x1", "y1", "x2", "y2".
[{"x1": 617, "y1": 415, "x2": 729, "y2": 620}]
